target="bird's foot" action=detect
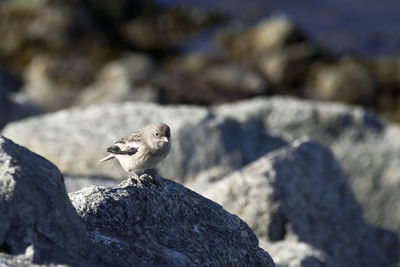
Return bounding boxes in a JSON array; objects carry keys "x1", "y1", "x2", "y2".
[
  {"x1": 143, "y1": 169, "x2": 159, "y2": 185},
  {"x1": 128, "y1": 171, "x2": 140, "y2": 183},
  {"x1": 127, "y1": 169, "x2": 159, "y2": 186}
]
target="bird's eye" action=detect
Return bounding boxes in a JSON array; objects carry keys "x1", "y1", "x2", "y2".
[{"x1": 155, "y1": 132, "x2": 159, "y2": 136}]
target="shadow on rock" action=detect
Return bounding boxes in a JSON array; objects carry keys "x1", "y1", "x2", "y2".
[{"x1": 203, "y1": 138, "x2": 398, "y2": 267}]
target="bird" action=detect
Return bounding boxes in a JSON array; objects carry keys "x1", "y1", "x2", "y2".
[{"x1": 97, "y1": 123, "x2": 171, "y2": 181}]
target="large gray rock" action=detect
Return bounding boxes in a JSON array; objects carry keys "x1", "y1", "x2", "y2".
[
  {"x1": 1, "y1": 102, "x2": 285, "y2": 184},
  {"x1": 69, "y1": 175, "x2": 275, "y2": 266},
  {"x1": 216, "y1": 97, "x2": 400, "y2": 235},
  {"x1": 0, "y1": 136, "x2": 93, "y2": 265},
  {"x1": 202, "y1": 139, "x2": 393, "y2": 267}
]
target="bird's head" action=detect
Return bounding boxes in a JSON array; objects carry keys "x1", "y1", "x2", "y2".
[{"x1": 145, "y1": 123, "x2": 171, "y2": 151}]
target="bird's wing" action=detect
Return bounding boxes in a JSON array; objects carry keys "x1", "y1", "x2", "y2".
[
  {"x1": 107, "y1": 141, "x2": 140, "y2": 156},
  {"x1": 107, "y1": 130, "x2": 144, "y2": 156},
  {"x1": 115, "y1": 130, "x2": 143, "y2": 144}
]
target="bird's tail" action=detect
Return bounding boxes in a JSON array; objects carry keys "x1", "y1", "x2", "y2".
[{"x1": 96, "y1": 154, "x2": 115, "y2": 164}]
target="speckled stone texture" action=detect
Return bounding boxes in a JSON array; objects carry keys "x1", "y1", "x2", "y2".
[
  {"x1": 69, "y1": 174, "x2": 275, "y2": 267},
  {"x1": 0, "y1": 136, "x2": 94, "y2": 265},
  {"x1": 202, "y1": 139, "x2": 394, "y2": 267},
  {"x1": 216, "y1": 97, "x2": 400, "y2": 235}
]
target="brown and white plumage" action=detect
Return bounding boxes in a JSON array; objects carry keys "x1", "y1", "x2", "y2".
[{"x1": 97, "y1": 123, "x2": 171, "y2": 175}]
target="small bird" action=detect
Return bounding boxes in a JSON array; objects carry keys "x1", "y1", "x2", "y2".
[{"x1": 97, "y1": 123, "x2": 171, "y2": 180}]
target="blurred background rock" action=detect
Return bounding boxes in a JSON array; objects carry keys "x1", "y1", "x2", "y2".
[{"x1": 0, "y1": 0, "x2": 399, "y2": 120}]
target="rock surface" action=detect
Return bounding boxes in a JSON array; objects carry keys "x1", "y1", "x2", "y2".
[
  {"x1": 202, "y1": 139, "x2": 393, "y2": 267},
  {"x1": 0, "y1": 135, "x2": 274, "y2": 266},
  {"x1": 216, "y1": 97, "x2": 400, "y2": 235},
  {"x1": 69, "y1": 175, "x2": 275, "y2": 266},
  {"x1": 0, "y1": 136, "x2": 93, "y2": 265}
]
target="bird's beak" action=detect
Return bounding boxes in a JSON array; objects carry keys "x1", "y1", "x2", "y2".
[{"x1": 162, "y1": 137, "x2": 169, "y2": 143}]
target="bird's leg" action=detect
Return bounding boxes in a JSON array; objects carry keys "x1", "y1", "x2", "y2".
[
  {"x1": 144, "y1": 169, "x2": 159, "y2": 185},
  {"x1": 128, "y1": 170, "x2": 139, "y2": 180}
]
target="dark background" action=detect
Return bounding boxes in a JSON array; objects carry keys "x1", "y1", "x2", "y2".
[{"x1": 1, "y1": 0, "x2": 400, "y2": 126}]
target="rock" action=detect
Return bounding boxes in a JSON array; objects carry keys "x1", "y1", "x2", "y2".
[
  {"x1": 0, "y1": 1, "x2": 113, "y2": 77},
  {"x1": 220, "y1": 14, "x2": 305, "y2": 61},
  {"x1": 368, "y1": 56, "x2": 400, "y2": 122},
  {"x1": 2, "y1": 102, "x2": 286, "y2": 185},
  {"x1": 156, "y1": 58, "x2": 268, "y2": 104},
  {"x1": 370, "y1": 56, "x2": 400, "y2": 88},
  {"x1": 257, "y1": 44, "x2": 315, "y2": 88},
  {"x1": 204, "y1": 63, "x2": 267, "y2": 95},
  {"x1": 0, "y1": 2, "x2": 61, "y2": 65},
  {"x1": 0, "y1": 0, "x2": 122, "y2": 112},
  {"x1": 311, "y1": 57, "x2": 376, "y2": 104},
  {"x1": 202, "y1": 139, "x2": 393, "y2": 267},
  {"x1": 216, "y1": 97, "x2": 400, "y2": 236},
  {"x1": 69, "y1": 175, "x2": 275, "y2": 266},
  {"x1": 0, "y1": 136, "x2": 94, "y2": 265},
  {"x1": 76, "y1": 53, "x2": 160, "y2": 107},
  {"x1": 121, "y1": 6, "x2": 223, "y2": 51},
  {"x1": 251, "y1": 15, "x2": 302, "y2": 54},
  {"x1": 23, "y1": 54, "x2": 98, "y2": 111},
  {"x1": 165, "y1": 52, "x2": 211, "y2": 73},
  {"x1": 262, "y1": 240, "x2": 327, "y2": 267}
]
